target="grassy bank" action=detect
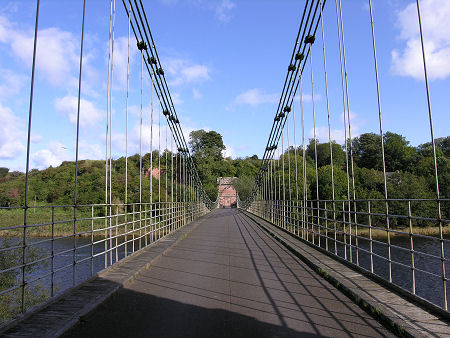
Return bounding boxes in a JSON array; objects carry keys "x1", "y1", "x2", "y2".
[
  {"x1": 355, "y1": 225, "x2": 450, "y2": 239},
  {"x1": 2, "y1": 207, "x2": 448, "y2": 239},
  {"x1": 0, "y1": 206, "x2": 185, "y2": 238}
]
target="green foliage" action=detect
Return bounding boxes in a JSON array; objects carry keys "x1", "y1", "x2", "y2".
[
  {"x1": 383, "y1": 132, "x2": 419, "y2": 172},
  {"x1": 306, "y1": 140, "x2": 346, "y2": 168},
  {"x1": 0, "y1": 153, "x2": 184, "y2": 208},
  {"x1": 317, "y1": 165, "x2": 349, "y2": 200},
  {"x1": 351, "y1": 133, "x2": 382, "y2": 170},
  {"x1": 0, "y1": 238, "x2": 48, "y2": 324},
  {"x1": 233, "y1": 175, "x2": 254, "y2": 200},
  {"x1": 418, "y1": 136, "x2": 450, "y2": 158},
  {"x1": 189, "y1": 129, "x2": 261, "y2": 200},
  {"x1": 386, "y1": 171, "x2": 436, "y2": 226},
  {"x1": 0, "y1": 168, "x2": 9, "y2": 178},
  {"x1": 189, "y1": 129, "x2": 225, "y2": 160}
]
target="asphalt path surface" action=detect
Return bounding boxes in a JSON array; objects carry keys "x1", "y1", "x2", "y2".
[{"x1": 65, "y1": 209, "x2": 393, "y2": 337}]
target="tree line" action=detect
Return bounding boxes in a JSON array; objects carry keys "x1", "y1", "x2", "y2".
[{"x1": 0, "y1": 131, "x2": 448, "y2": 225}]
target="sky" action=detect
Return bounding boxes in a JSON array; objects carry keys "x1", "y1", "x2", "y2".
[{"x1": 0, "y1": 0, "x2": 449, "y2": 172}]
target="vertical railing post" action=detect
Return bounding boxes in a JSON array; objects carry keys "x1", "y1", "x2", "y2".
[
  {"x1": 51, "y1": 206, "x2": 55, "y2": 297},
  {"x1": 91, "y1": 205, "x2": 94, "y2": 275},
  {"x1": 368, "y1": 201, "x2": 373, "y2": 274},
  {"x1": 109, "y1": 203, "x2": 113, "y2": 265},
  {"x1": 408, "y1": 200, "x2": 416, "y2": 295},
  {"x1": 73, "y1": 205, "x2": 77, "y2": 287},
  {"x1": 132, "y1": 203, "x2": 135, "y2": 254},
  {"x1": 342, "y1": 201, "x2": 347, "y2": 260},
  {"x1": 324, "y1": 201, "x2": 328, "y2": 251},
  {"x1": 124, "y1": 204, "x2": 128, "y2": 257},
  {"x1": 104, "y1": 204, "x2": 108, "y2": 268}
]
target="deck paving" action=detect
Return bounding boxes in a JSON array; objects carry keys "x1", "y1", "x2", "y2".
[
  {"x1": 64, "y1": 209, "x2": 394, "y2": 338},
  {"x1": 242, "y1": 210, "x2": 450, "y2": 338},
  {"x1": 1, "y1": 213, "x2": 212, "y2": 338}
]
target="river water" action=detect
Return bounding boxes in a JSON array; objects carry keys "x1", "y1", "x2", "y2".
[
  {"x1": 1, "y1": 235, "x2": 144, "y2": 300},
  {"x1": 315, "y1": 232, "x2": 450, "y2": 309}
]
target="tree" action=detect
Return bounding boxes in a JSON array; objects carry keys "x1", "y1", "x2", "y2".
[
  {"x1": 351, "y1": 133, "x2": 382, "y2": 170},
  {"x1": 383, "y1": 132, "x2": 418, "y2": 172},
  {"x1": 233, "y1": 175, "x2": 254, "y2": 201},
  {"x1": 316, "y1": 165, "x2": 349, "y2": 200},
  {"x1": 387, "y1": 171, "x2": 436, "y2": 227},
  {"x1": 306, "y1": 140, "x2": 346, "y2": 168},
  {"x1": 189, "y1": 130, "x2": 225, "y2": 160},
  {"x1": 418, "y1": 136, "x2": 450, "y2": 158},
  {"x1": 0, "y1": 168, "x2": 9, "y2": 178},
  {"x1": 189, "y1": 130, "x2": 231, "y2": 200}
]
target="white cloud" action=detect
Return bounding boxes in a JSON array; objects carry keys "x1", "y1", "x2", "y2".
[
  {"x1": 215, "y1": 0, "x2": 236, "y2": 22},
  {"x1": 308, "y1": 111, "x2": 360, "y2": 144},
  {"x1": 0, "y1": 15, "x2": 99, "y2": 90},
  {"x1": 110, "y1": 122, "x2": 170, "y2": 156},
  {"x1": 391, "y1": 0, "x2": 450, "y2": 81},
  {"x1": 54, "y1": 95, "x2": 103, "y2": 127},
  {"x1": 234, "y1": 88, "x2": 278, "y2": 106},
  {"x1": 31, "y1": 140, "x2": 104, "y2": 169},
  {"x1": 233, "y1": 89, "x2": 320, "y2": 108},
  {"x1": 2, "y1": 19, "x2": 77, "y2": 85},
  {"x1": 0, "y1": 103, "x2": 24, "y2": 159},
  {"x1": 112, "y1": 118, "x2": 213, "y2": 159},
  {"x1": 32, "y1": 141, "x2": 70, "y2": 169},
  {"x1": 0, "y1": 68, "x2": 26, "y2": 101},
  {"x1": 78, "y1": 141, "x2": 103, "y2": 160},
  {"x1": 159, "y1": 0, "x2": 236, "y2": 23},
  {"x1": 223, "y1": 143, "x2": 235, "y2": 158},
  {"x1": 171, "y1": 92, "x2": 183, "y2": 104},
  {"x1": 31, "y1": 133, "x2": 43, "y2": 143},
  {"x1": 310, "y1": 126, "x2": 346, "y2": 144},
  {"x1": 192, "y1": 88, "x2": 202, "y2": 99},
  {"x1": 112, "y1": 36, "x2": 137, "y2": 87},
  {"x1": 294, "y1": 93, "x2": 322, "y2": 103},
  {"x1": 129, "y1": 122, "x2": 170, "y2": 155},
  {"x1": 164, "y1": 58, "x2": 211, "y2": 86}
]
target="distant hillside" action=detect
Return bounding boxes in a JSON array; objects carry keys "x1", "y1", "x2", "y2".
[{"x1": 0, "y1": 152, "x2": 175, "y2": 207}]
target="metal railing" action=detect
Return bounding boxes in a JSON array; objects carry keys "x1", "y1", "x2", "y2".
[
  {"x1": 247, "y1": 198, "x2": 449, "y2": 310},
  {"x1": 0, "y1": 201, "x2": 209, "y2": 325}
]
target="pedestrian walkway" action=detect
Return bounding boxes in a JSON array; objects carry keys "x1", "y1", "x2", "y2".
[{"x1": 65, "y1": 209, "x2": 393, "y2": 337}]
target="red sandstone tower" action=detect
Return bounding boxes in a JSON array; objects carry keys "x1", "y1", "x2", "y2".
[{"x1": 217, "y1": 177, "x2": 237, "y2": 208}]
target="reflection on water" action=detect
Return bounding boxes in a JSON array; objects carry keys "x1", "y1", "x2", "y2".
[{"x1": 0, "y1": 235, "x2": 147, "y2": 298}]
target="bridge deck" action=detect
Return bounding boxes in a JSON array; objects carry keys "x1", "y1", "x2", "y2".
[{"x1": 64, "y1": 209, "x2": 392, "y2": 337}]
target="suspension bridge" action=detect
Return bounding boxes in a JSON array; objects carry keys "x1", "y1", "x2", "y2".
[{"x1": 0, "y1": 0, "x2": 449, "y2": 337}]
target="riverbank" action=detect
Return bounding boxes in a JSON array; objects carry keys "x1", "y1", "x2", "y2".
[
  {"x1": 0, "y1": 207, "x2": 180, "y2": 238},
  {"x1": 355, "y1": 225, "x2": 450, "y2": 239},
  {"x1": 2, "y1": 222, "x2": 449, "y2": 239}
]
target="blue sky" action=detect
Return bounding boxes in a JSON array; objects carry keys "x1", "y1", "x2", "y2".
[{"x1": 0, "y1": 0, "x2": 449, "y2": 171}]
